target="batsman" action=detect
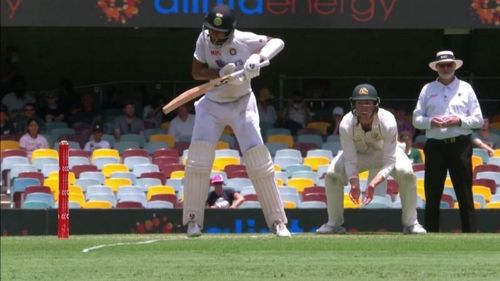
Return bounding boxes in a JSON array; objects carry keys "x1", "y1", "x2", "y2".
[{"x1": 182, "y1": 4, "x2": 290, "y2": 237}]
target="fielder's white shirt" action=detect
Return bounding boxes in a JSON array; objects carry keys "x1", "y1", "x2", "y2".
[
  {"x1": 413, "y1": 77, "x2": 483, "y2": 139},
  {"x1": 193, "y1": 29, "x2": 267, "y2": 103},
  {"x1": 339, "y1": 108, "x2": 398, "y2": 180}
]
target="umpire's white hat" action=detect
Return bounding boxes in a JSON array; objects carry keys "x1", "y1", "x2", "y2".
[{"x1": 429, "y1": 50, "x2": 463, "y2": 71}]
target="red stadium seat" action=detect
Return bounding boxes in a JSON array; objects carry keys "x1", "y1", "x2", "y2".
[{"x1": 71, "y1": 164, "x2": 98, "y2": 178}]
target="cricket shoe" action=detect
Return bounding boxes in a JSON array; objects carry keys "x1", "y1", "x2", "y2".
[
  {"x1": 272, "y1": 220, "x2": 291, "y2": 237},
  {"x1": 187, "y1": 222, "x2": 202, "y2": 238},
  {"x1": 316, "y1": 223, "x2": 346, "y2": 234},
  {"x1": 403, "y1": 223, "x2": 427, "y2": 234}
]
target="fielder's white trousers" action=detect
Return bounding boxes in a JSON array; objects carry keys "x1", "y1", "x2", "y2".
[{"x1": 325, "y1": 147, "x2": 418, "y2": 227}]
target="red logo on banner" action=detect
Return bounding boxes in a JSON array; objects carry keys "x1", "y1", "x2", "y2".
[
  {"x1": 5, "y1": 0, "x2": 22, "y2": 19},
  {"x1": 471, "y1": 0, "x2": 499, "y2": 26},
  {"x1": 97, "y1": 0, "x2": 142, "y2": 24}
]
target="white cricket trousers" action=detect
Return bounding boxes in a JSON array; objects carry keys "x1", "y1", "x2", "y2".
[
  {"x1": 191, "y1": 93, "x2": 262, "y2": 152},
  {"x1": 325, "y1": 147, "x2": 418, "y2": 227}
]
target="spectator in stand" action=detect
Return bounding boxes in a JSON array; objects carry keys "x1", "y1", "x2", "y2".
[
  {"x1": 19, "y1": 118, "x2": 49, "y2": 158},
  {"x1": 1, "y1": 75, "x2": 35, "y2": 117},
  {"x1": 330, "y1": 106, "x2": 345, "y2": 136},
  {"x1": 114, "y1": 102, "x2": 144, "y2": 140},
  {"x1": 168, "y1": 104, "x2": 195, "y2": 139},
  {"x1": 0, "y1": 106, "x2": 15, "y2": 135},
  {"x1": 84, "y1": 124, "x2": 110, "y2": 152},
  {"x1": 399, "y1": 130, "x2": 422, "y2": 164},
  {"x1": 14, "y1": 103, "x2": 45, "y2": 134},
  {"x1": 70, "y1": 93, "x2": 101, "y2": 126},
  {"x1": 394, "y1": 106, "x2": 415, "y2": 136},
  {"x1": 39, "y1": 91, "x2": 65, "y2": 123},
  {"x1": 472, "y1": 117, "x2": 499, "y2": 149},
  {"x1": 143, "y1": 95, "x2": 166, "y2": 128},
  {"x1": 206, "y1": 175, "x2": 244, "y2": 209},
  {"x1": 257, "y1": 87, "x2": 277, "y2": 126},
  {"x1": 282, "y1": 92, "x2": 311, "y2": 135}
]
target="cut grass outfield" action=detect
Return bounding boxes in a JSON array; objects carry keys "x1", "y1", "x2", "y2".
[{"x1": 1, "y1": 234, "x2": 500, "y2": 281}]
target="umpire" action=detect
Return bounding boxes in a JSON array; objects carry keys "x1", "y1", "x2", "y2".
[{"x1": 413, "y1": 50, "x2": 484, "y2": 232}]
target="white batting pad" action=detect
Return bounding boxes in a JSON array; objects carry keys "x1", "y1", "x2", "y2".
[
  {"x1": 182, "y1": 141, "x2": 216, "y2": 227},
  {"x1": 243, "y1": 145, "x2": 287, "y2": 228}
]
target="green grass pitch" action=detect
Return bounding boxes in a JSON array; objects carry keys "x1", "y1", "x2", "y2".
[{"x1": 2, "y1": 233, "x2": 499, "y2": 281}]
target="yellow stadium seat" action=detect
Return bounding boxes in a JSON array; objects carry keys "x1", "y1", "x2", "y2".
[
  {"x1": 92, "y1": 148, "x2": 120, "y2": 160},
  {"x1": 170, "y1": 170, "x2": 185, "y2": 179},
  {"x1": 0, "y1": 140, "x2": 20, "y2": 150},
  {"x1": 160, "y1": 122, "x2": 169, "y2": 130},
  {"x1": 105, "y1": 177, "x2": 133, "y2": 192},
  {"x1": 417, "y1": 149, "x2": 425, "y2": 163},
  {"x1": 149, "y1": 134, "x2": 176, "y2": 148},
  {"x1": 68, "y1": 192, "x2": 86, "y2": 207},
  {"x1": 490, "y1": 121, "x2": 500, "y2": 129},
  {"x1": 53, "y1": 185, "x2": 84, "y2": 200},
  {"x1": 343, "y1": 193, "x2": 360, "y2": 209},
  {"x1": 471, "y1": 155, "x2": 483, "y2": 170},
  {"x1": 48, "y1": 171, "x2": 77, "y2": 185},
  {"x1": 84, "y1": 200, "x2": 113, "y2": 209},
  {"x1": 102, "y1": 163, "x2": 129, "y2": 178},
  {"x1": 213, "y1": 156, "x2": 240, "y2": 171},
  {"x1": 416, "y1": 186, "x2": 426, "y2": 200},
  {"x1": 287, "y1": 177, "x2": 315, "y2": 193},
  {"x1": 472, "y1": 185, "x2": 492, "y2": 202},
  {"x1": 216, "y1": 141, "x2": 230, "y2": 149},
  {"x1": 494, "y1": 149, "x2": 500, "y2": 157},
  {"x1": 222, "y1": 126, "x2": 234, "y2": 136},
  {"x1": 306, "y1": 121, "x2": 331, "y2": 135},
  {"x1": 283, "y1": 201, "x2": 297, "y2": 209},
  {"x1": 454, "y1": 202, "x2": 481, "y2": 209},
  {"x1": 43, "y1": 178, "x2": 59, "y2": 193},
  {"x1": 147, "y1": 185, "x2": 176, "y2": 200},
  {"x1": 444, "y1": 178, "x2": 453, "y2": 188},
  {"x1": 303, "y1": 156, "x2": 330, "y2": 171},
  {"x1": 359, "y1": 170, "x2": 369, "y2": 180},
  {"x1": 274, "y1": 164, "x2": 282, "y2": 172},
  {"x1": 31, "y1": 148, "x2": 58, "y2": 160},
  {"x1": 267, "y1": 134, "x2": 294, "y2": 148},
  {"x1": 276, "y1": 178, "x2": 284, "y2": 186},
  {"x1": 486, "y1": 202, "x2": 500, "y2": 209}
]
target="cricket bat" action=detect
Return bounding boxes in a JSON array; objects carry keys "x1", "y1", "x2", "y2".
[{"x1": 162, "y1": 60, "x2": 270, "y2": 115}]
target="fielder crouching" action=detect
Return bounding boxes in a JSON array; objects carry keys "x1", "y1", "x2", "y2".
[
  {"x1": 182, "y1": 4, "x2": 290, "y2": 238},
  {"x1": 317, "y1": 84, "x2": 426, "y2": 234}
]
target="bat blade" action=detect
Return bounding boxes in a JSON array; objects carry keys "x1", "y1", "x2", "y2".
[{"x1": 162, "y1": 60, "x2": 269, "y2": 115}]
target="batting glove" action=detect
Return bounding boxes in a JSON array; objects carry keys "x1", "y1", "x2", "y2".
[
  {"x1": 219, "y1": 63, "x2": 236, "y2": 77},
  {"x1": 244, "y1": 54, "x2": 261, "y2": 80}
]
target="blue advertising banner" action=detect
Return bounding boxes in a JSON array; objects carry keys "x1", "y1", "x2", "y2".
[{"x1": 1, "y1": 0, "x2": 499, "y2": 28}]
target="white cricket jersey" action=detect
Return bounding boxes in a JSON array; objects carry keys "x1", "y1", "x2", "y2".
[
  {"x1": 193, "y1": 29, "x2": 267, "y2": 103},
  {"x1": 339, "y1": 108, "x2": 398, "y2": 180},
  {"x1": 413, "y1": 77, "x2": 483, "y2": 139}
]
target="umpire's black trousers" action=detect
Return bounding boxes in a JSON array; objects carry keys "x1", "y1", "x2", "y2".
[{"x1": 423, "y1": 135, "x2": 476, "y2": 233}]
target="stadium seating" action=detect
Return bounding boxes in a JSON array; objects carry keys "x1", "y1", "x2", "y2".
[
  {"x1": 84, "y1": 200, "x2": 113, "y2": 209},
  {"x1": 306, "y1": 121, "x2": 331, "y2": 136},
  {"x1": 149, "y1": 134, "x2": 176, "y2": 148}
]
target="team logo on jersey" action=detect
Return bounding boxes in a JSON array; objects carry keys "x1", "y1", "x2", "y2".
[
  {"x1": 211, "y1": 49, "x2": 221, "y2": 56},
  {"x1": 359, "y1": 87, "x2": 369, "y2": 95},
  {"x1": 229, "y1": 48, "x2": 237, "y2": 56}
]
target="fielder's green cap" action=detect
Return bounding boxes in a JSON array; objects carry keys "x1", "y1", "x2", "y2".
[{"x1": 351, "y1": 83, "x2": 379, "y2": 101}]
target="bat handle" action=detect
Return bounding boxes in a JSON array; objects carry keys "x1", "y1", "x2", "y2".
[{"x1": 229, "y1": 60, "x2": 271, "y2": 79}]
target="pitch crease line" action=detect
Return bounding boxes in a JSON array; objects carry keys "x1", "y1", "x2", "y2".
[{"x1": 82, "y1": 239, "x2": 160, "y2": 253}]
